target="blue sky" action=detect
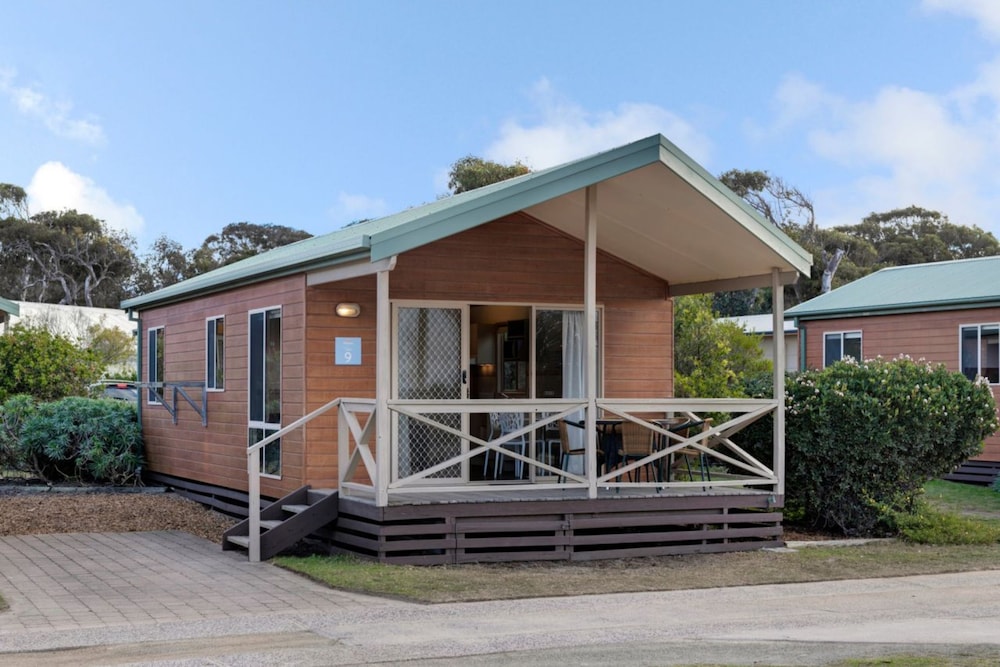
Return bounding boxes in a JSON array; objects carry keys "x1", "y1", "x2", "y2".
[{"x1": 3, "y1": 0, "x2": 1000, "y2": 253}]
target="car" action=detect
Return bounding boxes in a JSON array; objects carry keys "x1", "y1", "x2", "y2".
[{"x1": 88, "y1": 381, "x2": 139, "y2": 401}]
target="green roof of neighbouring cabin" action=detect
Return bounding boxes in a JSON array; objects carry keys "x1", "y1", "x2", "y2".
[
  {"x1": 123, "y1": 134, "x2": 813, "y2": 311},
  {"x1": 787, "y1": 256, "x2": 1000, "y2": 321},
  {"x1": 0, "y1": 296, "x2": 19, "y2": 318}
]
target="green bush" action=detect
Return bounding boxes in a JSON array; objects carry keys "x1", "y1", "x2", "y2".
[
  {"x1": 0, "y1": 325, "x2": 105, "y2": 402},
  {"x1": 0, "y1": 394, "x2": 38, "y2": 473},
  {"x1": 6, "y1": 396, "x2": 144, "y2": 485},
  {"x1": 786, "y1": 357, "x2": 997, "y2": 536},
  {"x1": 892, "y1": 503, "x2": 1000, "y2": 545}
]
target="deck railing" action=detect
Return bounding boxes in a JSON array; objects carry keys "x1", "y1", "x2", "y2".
[
  {"x1": 244, "y1": 395, "x2": 778, "y2": 561},
  {"x1": 339, "y1": 396, "x2": 778, "y2": 499}
]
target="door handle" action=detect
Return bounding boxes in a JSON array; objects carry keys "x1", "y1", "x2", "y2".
[{"x1": 461, "y1": 370, "x2": 468, "y2": 385}]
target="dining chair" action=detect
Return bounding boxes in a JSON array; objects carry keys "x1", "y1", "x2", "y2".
[
  {"x1": 484, "y1": 411, "x2": 527, "y2": 479},
  {"x1": 618, "y1": 420, "x2": 656, "y2": 482},
  {"x1": 670, "y1": 418, "x2": 715, "y2": 482},
  {"x1": 559, "y1": 419, "x2": 604, "y2": 481}
]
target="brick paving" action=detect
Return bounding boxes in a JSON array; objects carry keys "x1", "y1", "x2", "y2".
[{"x1": 0, "y1": 531, "x2": 385, "y2": 633}]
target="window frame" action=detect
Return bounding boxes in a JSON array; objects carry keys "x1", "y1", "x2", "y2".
[
  {"x1": 823, "y1": 330, "x2": 862, "y2": 367},
  {"x1": 206, "y1": 315, "x2": 225, "y2": 392},
  {"x1": 147, "y1": 326, "x2": 165, "y2": 404},
  {"x1": 248, "y1": 306, "x2": 282, "y2": 478},
  {"x1": 959, "y1": 322, "x2": 1000, "y2": 384}
]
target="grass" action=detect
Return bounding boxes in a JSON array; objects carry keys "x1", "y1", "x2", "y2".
[{"x1": 274, "y1": 479, "x2": 1000, "y2": 604}]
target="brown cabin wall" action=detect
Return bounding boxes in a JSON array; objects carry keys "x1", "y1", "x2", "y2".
[
  {"x1": 799, "y1": 308, "x2": 1000, "y2": 461},
  {"x1": 138, "y1": 275, "x2": 307, "y2": 498},
  {"x1": 141, "y1": 214, "x2": 673, "y2": 494}
]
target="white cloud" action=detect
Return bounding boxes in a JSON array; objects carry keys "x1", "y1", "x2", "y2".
[
  {"x1": 923, "y1": 0, "x2": 1000, "y2": 40},
  {"x1": 764, "y1": 64, "x2": 1000, "y2": 233},
  {"x1": 0, "y1": 67, "x2": 104, "y2": 145},
  {"x1": 27, "y1": 162, "x2": 144, "y2": 236},
  {"x1": 328, "y1": 191, "x2": 389, "y2": 226},
  {"x1": 485, "y1": 78, "x2": 712, "y2": 169}
]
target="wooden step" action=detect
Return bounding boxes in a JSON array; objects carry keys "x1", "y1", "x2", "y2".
[
  {"x1": 281, "y1": 504, "x2": 310, "y2": 514},
  {"x1": 260, "y1": 520, "x2": 282, "y2": 530},
  {"x1": 226, "y1": 535, "x2": 250, "y2": 548}
]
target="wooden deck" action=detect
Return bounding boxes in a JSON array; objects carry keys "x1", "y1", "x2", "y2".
[{"x1": 334, "y1": 488, "x2": 783, "y2": 565}]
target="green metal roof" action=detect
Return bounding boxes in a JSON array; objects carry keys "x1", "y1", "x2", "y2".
[
  {"x1": 787, "y1": 256, "x2": 1000, "y2": 320},
  {"x1": 123, "y1": 134, "x2": 812, "y2": 311},
  {"x1": 0, "y1": 296, "x2": 19, "y2": 318}
]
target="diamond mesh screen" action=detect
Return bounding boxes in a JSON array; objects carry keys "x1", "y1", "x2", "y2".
[{"x1": 396, "y1": 307, "x2": 462, "y2": 479}]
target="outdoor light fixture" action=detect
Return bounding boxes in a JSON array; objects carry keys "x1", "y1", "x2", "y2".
[{"x1": 335, "y1": 302, "x2": 361, "y2": 318}]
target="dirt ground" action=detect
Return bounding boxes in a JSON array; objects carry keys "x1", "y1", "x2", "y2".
[{"x1": 0, "y1": 489, "x2": 238, "y2": 542}]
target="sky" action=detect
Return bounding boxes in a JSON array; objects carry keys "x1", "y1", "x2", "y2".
[{"x1": 3, "y1": 0, "x2": 1000, "y2": 254}]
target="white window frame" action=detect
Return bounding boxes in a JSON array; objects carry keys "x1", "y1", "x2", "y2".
[
  {"x1": 823, "y1": 330, "x2": 862, "y2": 367},
  {"x1": 147, "y1": 326, "x2": 165, "y2": 404},
  {"x1": 959, "y1": 322, "x2": 1000, "y2": 384},
  {"x1": 206, "y1": 315, "x2": 225, "y2": 392},
  {"x1": 248, "y1": 306, "x2": 282, "y2": 478}
]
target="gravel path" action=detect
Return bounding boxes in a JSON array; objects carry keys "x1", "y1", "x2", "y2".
[{"x1": 0, "y1": 489, "x2": 237, "y2": 542}]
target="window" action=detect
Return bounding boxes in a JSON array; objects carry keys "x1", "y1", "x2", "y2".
[
  {"x1": 206, "y1": 316, "x2": 225, "y2": 391},
  {"x1": 147, "y1": 327, "x2": 165, "y2": 403},
  {"x1": 823, "y1": 331, "x2": 861, "y2": 367},
  {"x1": 961, "y1": 324, "x2": 999, "y2": 383},
  {"x1": 249, "y1": 307, "x2": 281, "y2": 476}
]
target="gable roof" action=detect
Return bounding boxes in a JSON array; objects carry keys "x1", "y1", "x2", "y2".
[
  {"x1": 787, "y1": 256, "x2": 1000, "y2": 321},
  {"x1": 123, "y1": 134, "x2": 812, "y2": 311}
]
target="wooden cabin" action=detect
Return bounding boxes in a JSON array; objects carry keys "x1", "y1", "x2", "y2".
[
  {"x1": 787, "y1": 257, "x2": 1000, "y2": 484},
  {"x1": 122, "y1": 134, "x2": 812, "y2": 563}
]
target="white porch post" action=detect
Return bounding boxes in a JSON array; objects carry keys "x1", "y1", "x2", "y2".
[
  {"x1": 376, "y1": 267, "x2": 391, "y2": 507},
  {"x1": 585, "y1": 185, "x2": 598, "y2": 498},
  {"x1": 771, "y1": 268, "x2": 786, "y2": 498}
]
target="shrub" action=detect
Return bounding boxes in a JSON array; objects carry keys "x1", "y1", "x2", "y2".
[
  {"x1": 0, "y1": 325, "x2": 105, "y2": 402},
  {"x1": 14, "y1": 397, "x2": 144, "y2": 485},
  {"x1": 786, "y1": 357, "x2": 997, "y2": 536},
  {"x1": 892, "y1": 502, "x2": 1000, "y2": 545},
  {"x1": 0, "y1": 395, "x2": 38, "y2": 473}
]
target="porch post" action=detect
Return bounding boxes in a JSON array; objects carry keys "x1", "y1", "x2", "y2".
[
  {"x1": 585, "y1": 185, "x2": 598, "y2": 498},
  {"x1": 376, "y1": 267, "x2": 391, "y2": 507},
  {"x1": 771, "y1": 268, "x2": 786, "y2": 498}
]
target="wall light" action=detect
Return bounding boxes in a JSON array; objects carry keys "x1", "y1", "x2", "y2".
[{"x1": 336, "y1": 302, "x2": 361, "y2": 318}]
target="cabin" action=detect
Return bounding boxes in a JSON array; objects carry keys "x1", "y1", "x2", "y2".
[
  {"x1": 787, "y1": 256, "x2": 1000, "y2": 485},
  {"x1": 0, "y1": 297, "x2": 17, "y2": 334},
  {"x1": 121, "y1": 134, "x2": 812, "y2": 563}
]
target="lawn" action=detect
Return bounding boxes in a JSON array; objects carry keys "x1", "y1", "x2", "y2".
[{"x1": 274, "y1": 479, "x2": 1000, "y2": 604}]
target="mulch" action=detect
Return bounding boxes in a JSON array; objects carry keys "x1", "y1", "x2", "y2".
[{"x1": 0, "y1": 486, "x2": 238, "y2": 542}]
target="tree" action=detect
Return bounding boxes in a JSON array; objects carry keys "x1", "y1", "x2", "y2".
[
  {"x1": 673, "y1": 294, "x2": 772, "y2": 398},
  {"x1": 0, "y1": 208, "x2": 138, "y2": 307},
  {"x1": 194, "y1": 222, "x2": 313, "y2": 269},
  {"x1": 0, "y1": 324, "x2": 105, "y2": 402},
  {"x1": 135, "y1": 236, "x2": 199, "y2": 294},
  {"x1": 448, "y1": 156, "x2": 530, "y2": 194}
]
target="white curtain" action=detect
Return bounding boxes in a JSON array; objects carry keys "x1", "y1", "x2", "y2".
[{"x1": 562, "y1": 311, "x2": 585, "y2": 454}]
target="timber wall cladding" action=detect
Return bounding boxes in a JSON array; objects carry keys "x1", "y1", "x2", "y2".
[
  {"x1": 801, "y1": 308, "x2": 1000, "y2": 461},
  {"x1": 301, "y1": 214, "x2": 674, "y2": 488},
  {"x1": 390, "y1": 214, "x2": 673, "y2": 399},
  {"x1": 139, "y1": 274, "x2": 307, "y2": 496}
]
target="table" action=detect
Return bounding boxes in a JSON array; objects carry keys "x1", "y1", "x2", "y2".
[{"x1": 596, "y1": 418, "x2": 622, "y2": 472}]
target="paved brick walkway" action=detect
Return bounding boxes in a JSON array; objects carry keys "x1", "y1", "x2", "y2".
[{"x1": 0, "y1": 531, "x2": 386, "y2": 633}]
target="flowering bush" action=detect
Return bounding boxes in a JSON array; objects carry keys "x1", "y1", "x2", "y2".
[{"x1": 785, "y1": 356, "x2": 997, "y2": 535}]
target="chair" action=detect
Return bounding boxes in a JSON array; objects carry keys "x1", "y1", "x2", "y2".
[
  {"x1": 558, "y1": 419, "x2": 604, "y2": 481},
  {"x1": 669, "y1": 418, "x2": 715, "y2": 482},
  {"x1": 484, "y1": 411, "x2": 527, "y2": 479},
  {"x1": 618, "y1": 420, "x2": 657, "y2": 482}
]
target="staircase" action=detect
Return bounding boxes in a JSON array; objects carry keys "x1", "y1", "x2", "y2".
[{"x1": 223, "y1": 486, "x2": 339, "y2": 560}]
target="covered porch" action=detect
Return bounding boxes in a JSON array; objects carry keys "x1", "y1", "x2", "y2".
[{"x1": 242, "y1": 135, "x2": 810, "y2": 562}]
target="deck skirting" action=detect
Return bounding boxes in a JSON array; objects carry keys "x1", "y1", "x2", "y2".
[{"x1": 334, "y1": 493, "x2": 783, "y2": 564}]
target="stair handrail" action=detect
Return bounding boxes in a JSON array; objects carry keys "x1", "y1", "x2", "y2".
[{"x1": 246, "y1": 397, "x2": 342, "y2": 562}]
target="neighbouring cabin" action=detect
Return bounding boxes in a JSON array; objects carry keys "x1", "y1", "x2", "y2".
[
  {"x1": 123, "y1": 134, "x2": 812, "y2": 563},
  {"x1": 788, "y1": 257, "x2": 1000, "y2": 483}
]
